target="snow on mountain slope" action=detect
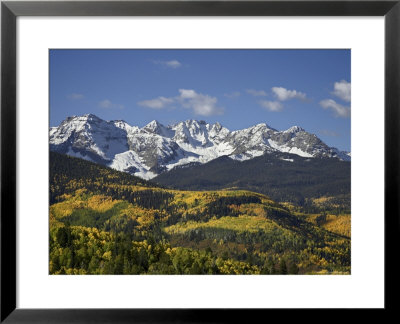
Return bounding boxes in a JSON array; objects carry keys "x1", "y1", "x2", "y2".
[
  {"x1": 49, "y1": 114, "x2": 129, "y2": 163},
  {"x1": 50, "y1": 114, "x2": 350, "y2": 179}
]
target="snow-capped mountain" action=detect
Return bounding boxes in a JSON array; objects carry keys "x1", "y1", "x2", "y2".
[{"x1": 50, "y1": 114, "x2": 350, "y2": 179}]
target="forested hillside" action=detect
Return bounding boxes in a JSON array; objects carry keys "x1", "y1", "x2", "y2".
[
  {"x1": 154, "y1": 152, "x2": 351, "y2": 211},
  {"x1": 49, "y1": 152, "x2": 350, "y2": 275}
]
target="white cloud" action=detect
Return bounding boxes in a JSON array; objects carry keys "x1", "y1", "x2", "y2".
[
  {"x1": 138, "y1": 97, "x2": 174, "y2": 109},
  {"x1": 179, "y1": 89, "x2": 197, "y2": 99},
  {"x1": 165, "y1": 60, "x2": 182, "y2": 68},
  {"x1": 98, "y1": 99, "x2": 124, "y2": 109},
  {"x1": 224, "y1": 91, "x2": 241, "y2": 98},
  {"x1": 271, "y1": 87, "x2": 307, "y2": 101},
  {"x1": 320, "y1": 99, "x2": 350, "y2": 118},
  {"x1": 259, "y1": 100, "x2": 284, "y2": 112},
  {"x1": 67, "y1": 93, "x2": 84, "y2": 100},
  {"x1": 332, "y1": 80, "x2": 351, "y2": 102},
  {"x1": 246, "y1": 89, "x2": 267, "y2": 97},
  {"x1": 153, "y1": 59, "x2": 182, "y2": 69},
  {"x1": 138, "y1": 89, "x2": 223, "y2": 116},
  {"x1": 178, "y1": 89, "x2": 223, "y2": 116}
]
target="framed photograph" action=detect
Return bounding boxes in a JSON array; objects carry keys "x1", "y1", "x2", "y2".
[{"x1": 1, "y1": 0, "x2": 398, "y2": 321}]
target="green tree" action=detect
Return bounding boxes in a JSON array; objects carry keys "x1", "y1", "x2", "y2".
[
  {"x1": 288, "y1": 263, "x2": 299, "y2": 274},
  {"x1": 279, "y1": 259, "x2": 287, "y2": 274},
  {"x1": 56, "y1": 227, "x2": 71, "y2": 248}
]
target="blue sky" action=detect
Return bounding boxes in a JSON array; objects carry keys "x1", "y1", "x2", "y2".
[{"x1": 50, "y1": 49, "x2": 351, "y2": 151}]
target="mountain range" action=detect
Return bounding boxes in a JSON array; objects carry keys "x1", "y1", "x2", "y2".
[{"x1": 50, "y1": 114, "x2": 350, "y2": 179}]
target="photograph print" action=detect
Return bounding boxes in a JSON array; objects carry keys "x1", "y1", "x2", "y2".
[{"x1": 49, "y1": 49, "x2": 351, "y2": 275}]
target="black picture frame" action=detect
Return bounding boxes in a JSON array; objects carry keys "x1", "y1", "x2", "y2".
[{"x1": 1, "y1": 0, "x2": 399, "y2": 322}]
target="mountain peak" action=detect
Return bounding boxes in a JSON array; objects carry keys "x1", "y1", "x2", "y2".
[
  {"x1": 244, "y1": 123, "x2": 271, "y2": 133},
  {"x1": 171, "y1": 119, "x2": 207, "y2": 129},
  {"x1": 185, "y1": 119, "x2": 201, "y2": 126},
  {"x1": 112, "y1": 119, "x2": 137, "y2": 133},
  {"x1": 112, "y1": 119, "x2": 128, "y2": 124},
  {"x1": 82, "y1": 113, "x2": 102, "y2": 121},
  {"x1": 254, "y1": 122, "x2": 267, "y2": 128},
  {"x1": 285, "y1": 126, "x2": 304, "y2": 133},
  {"x1": 59, "y1": 114, "x2": 104, "y2": 130},
  {"x1": 142, "y1": 120, "x2": 174, "y2": 138},
  {"x1": 211, "y1": 121, "x2": 223, "y2": 132},
  {"x1": 144, "y1": 120, "x2": 162, "y2": 129}
]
